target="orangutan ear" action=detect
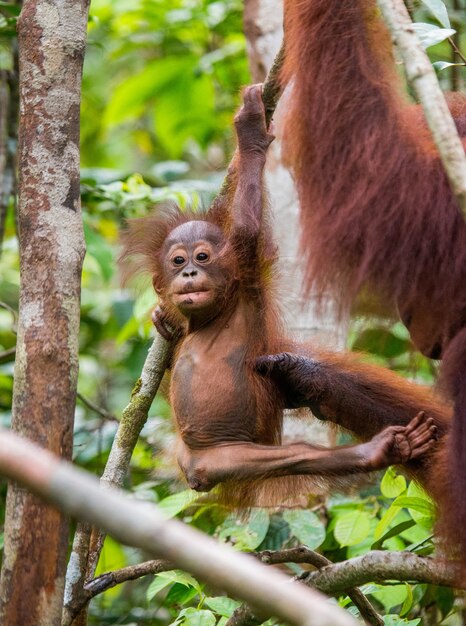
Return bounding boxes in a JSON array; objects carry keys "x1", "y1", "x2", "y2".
[{"x1": 152, "y1": 274, "x2": 163, "y2": 296}]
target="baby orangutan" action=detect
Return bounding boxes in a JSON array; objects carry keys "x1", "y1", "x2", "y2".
[{"x1": 120, "y1": 85, "x2": 443, "y2": 507}]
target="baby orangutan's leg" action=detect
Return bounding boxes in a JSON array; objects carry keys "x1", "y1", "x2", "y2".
[{"x1": 177, "y1": 411, "x2": 436, "y2": 492}]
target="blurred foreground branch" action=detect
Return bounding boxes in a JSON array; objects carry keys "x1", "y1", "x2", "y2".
[{"x1": 0, "y1": 427, "x2": 357, "y2": 626}]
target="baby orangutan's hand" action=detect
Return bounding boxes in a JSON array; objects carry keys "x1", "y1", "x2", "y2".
[{"x1": 151, "y1": 306, "x2": 183, "y2": 342}]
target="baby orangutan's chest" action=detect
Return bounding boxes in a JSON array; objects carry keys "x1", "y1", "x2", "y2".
[{"x1": 171, "y1": 340, "x2": 258, "y2": 448}]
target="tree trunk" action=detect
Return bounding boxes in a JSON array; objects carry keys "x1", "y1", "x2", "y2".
[
  {"x1": 244, "y1": 0, "x2": 347, "y2": 448},
  {"x1": 0, "y1": 1, "x2": 88, "y2": 624}
]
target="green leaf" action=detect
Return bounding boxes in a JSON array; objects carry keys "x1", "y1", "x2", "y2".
[
  {"x1": 258, "y1": 514, "x2": 291, "y2": 550},
  {"x1": 380, "y1": 467, "x2": 407, "y2": 498},
  {"x1": 147, "y1": 570, "x2": 202, "y2": 603},
  {"x1": 104, "y1": 57, "x2": 196, "y2": 127},
  {"x1": 154, "y1": 70, "x2": 216, "y2": 158},
  {"x1": 204, "y1": 597, "x2": 241, "y2": 617},
  {"x1": 392, "y1": 496, "x2": 435, "y2": 518},
  {"x1": 419, "y1": 0, "x2": 451, "y2": 28},
  {"x1": 400, "y1": 583, "x2": 414, "y2": 617},
  {"x1": 434, "y1": 586, "x2": 456, "y2": 618},
  {"x1": 407, "y1": 481, "x2": 430, "y2": 500},
  {"x1": 371, "y1": 584, "x2": 408, "y2": 611},
  {"x1": 218, "y1": 508, "x2": 269, "y2": 551},
  {"x1": 176, "y1": 608, "x2": 216, "y2": 626},
  {"x1": 146, "y1": 575, "x2": 173, "y2": 602},
  {"x1": 165, "y1": 583, "x2": 200, "y2": 606},
  {"x1": 0, "y1": 3, "x2": 21, "y2": 16},
  {"x1": 405, "y1": 482, "x2": 435, "y2": 527},
  {"x1": 94, "y1": 537, "x2": 127, "y2": 602},
  {"x1": 372, "y1": 519, "x2": 416, "y2": 549},
  {"x1": 133, "y1": 286, "x2": 156, "y2": 322},
  {"x1": 383, "y1": 617, "x2": 420, "y2": 626},
  {"x1": 351, "y1": 328, "x2": 410, "y2": 358},
  {"x1": 412, "y1": 23, "x2": 455, "y2": 49},
  {"x1": 83, "y1": 222, "x2": 114, "y2": 282},
  {"x1": 282, "y1": 509, "x2": 326, "y2": 550},
  {"x1": 334, "y1": 510, "x2": 371, "y2": 547},
  {"x1": 433, "y1": 61, "x2": 465, "y2": 71},
  {"x1": 158, "y1": 490, "x2": 202, "y2": 518},
  {"x1": 359, "y1": 584, "x2": 380, "y2": 595}
]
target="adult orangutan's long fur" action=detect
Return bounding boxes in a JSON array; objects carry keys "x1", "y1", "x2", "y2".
[{"x1": 281, "y1": 0, "x2": 466, "y2": 567}]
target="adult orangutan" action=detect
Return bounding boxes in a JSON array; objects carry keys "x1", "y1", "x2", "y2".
[
  {"x1": 120, "y1": 86, "x2": 446, "y2": 538},
  {"x1": 278, "y1": 0, "x2": 466, "y2": 568}
]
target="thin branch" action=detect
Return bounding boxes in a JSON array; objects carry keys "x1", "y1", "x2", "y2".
[
  {"x1": 261, "y1": 40, "x2": 284, "y2": 128},
  {"x1": 227, "y1": 547, "x2": 462, "y2": 626},
  {"x1": 303, "y1": 550, "x2": 462, "y2": 593},
  {"x1": 63, "y1": 333, "x2": 174, "y2": 625},
  {"x1": 82, "y1": 560, "x2": 174, "y2": 605},
  {"x1": 0, "y1": 37, "x2": 19, "y2": 254},
  {"x1": 448, "y1": 37, "x2": 466, "y2": 65},
  {"x1": 227, "y1": 548, "x2": 384, "y2": 626},
  {"x1": 0, "y1": 427, "x2": 358, "y2": 626},
  {"x1": 0, "y1": 301, "x2": 18, "y2": 331},
  {"x1": 256, "y1": 549, "x2": 383, "y2": 626},
  {"x1": 0, "y1": 346, "x2": 15, "y2": 365},
  {"x1": 376, "y1": 0, "x2": 466, "y2": 216},
  {"x1": 63, "y1": 548, "x2": 382, "y2": 625},
  {"x1": 76, "y1": 392, "x2": 117, "y2": 422},
  {"x1": 65, "y1": 546, "x2": 464, "y2": 626},
  {"x1": 450, "y1": 0, "x2": 466, "y2": 88},
  {"x1": 212, "y1": 41, "x2": 284, "y2": 213}
]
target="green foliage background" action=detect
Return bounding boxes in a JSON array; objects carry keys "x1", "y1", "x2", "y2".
[{"x1": 0, "y1": 0, "x2": 465, "y2": 624}]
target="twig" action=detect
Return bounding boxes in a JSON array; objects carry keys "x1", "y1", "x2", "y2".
[
  {"x1": 0, "y1": 38, "x2": 19, "y2": 254},
  {"x1": 82, "y1": 560, "x2": 174, "y2": 605},
  {"x1": 213, "y1": 41, "x2": 284, "y2": 210},
  {"x1": 448, "y1": 37, "x2": 466, "y2": 65},
  {"x1": 76, "y1": 392, "x2": 117, "y2": 422},
  {"x1": 376, "y1": 0, "x2": 466, "y2": 216},
  {"x1": 0, "y1": 428, "x2": 358, "y2": 626},
  {"x1": 0, "y1": 301, "x2": 18, "y2": 330},
  {"x1": 0, "y1": 347, "x2": 15, "y2": 365},
  {"x1": 261, "y1": 40, "x2": 284, "y2": 128}
]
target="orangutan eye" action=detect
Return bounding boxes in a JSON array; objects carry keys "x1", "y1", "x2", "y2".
[
  {"x1": 173, "y1": 256, "x2": 186, "y2": 266},
  {"x1": 196, "y1": 252, "x2": 209, "y2": 262}
]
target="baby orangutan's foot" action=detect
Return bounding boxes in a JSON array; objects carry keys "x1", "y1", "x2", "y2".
[{"x1": 364, "y1": 411, "x2": 437, "y2": 470}]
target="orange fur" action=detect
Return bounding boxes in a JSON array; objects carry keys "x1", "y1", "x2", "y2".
[{"x1": 281, "y1": 0, "x2": 466, "y2": 574}]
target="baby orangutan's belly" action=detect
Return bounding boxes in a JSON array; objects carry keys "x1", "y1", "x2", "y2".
[{"x1": 171, "y1": 346, "x2": 258, "y2": 448}]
